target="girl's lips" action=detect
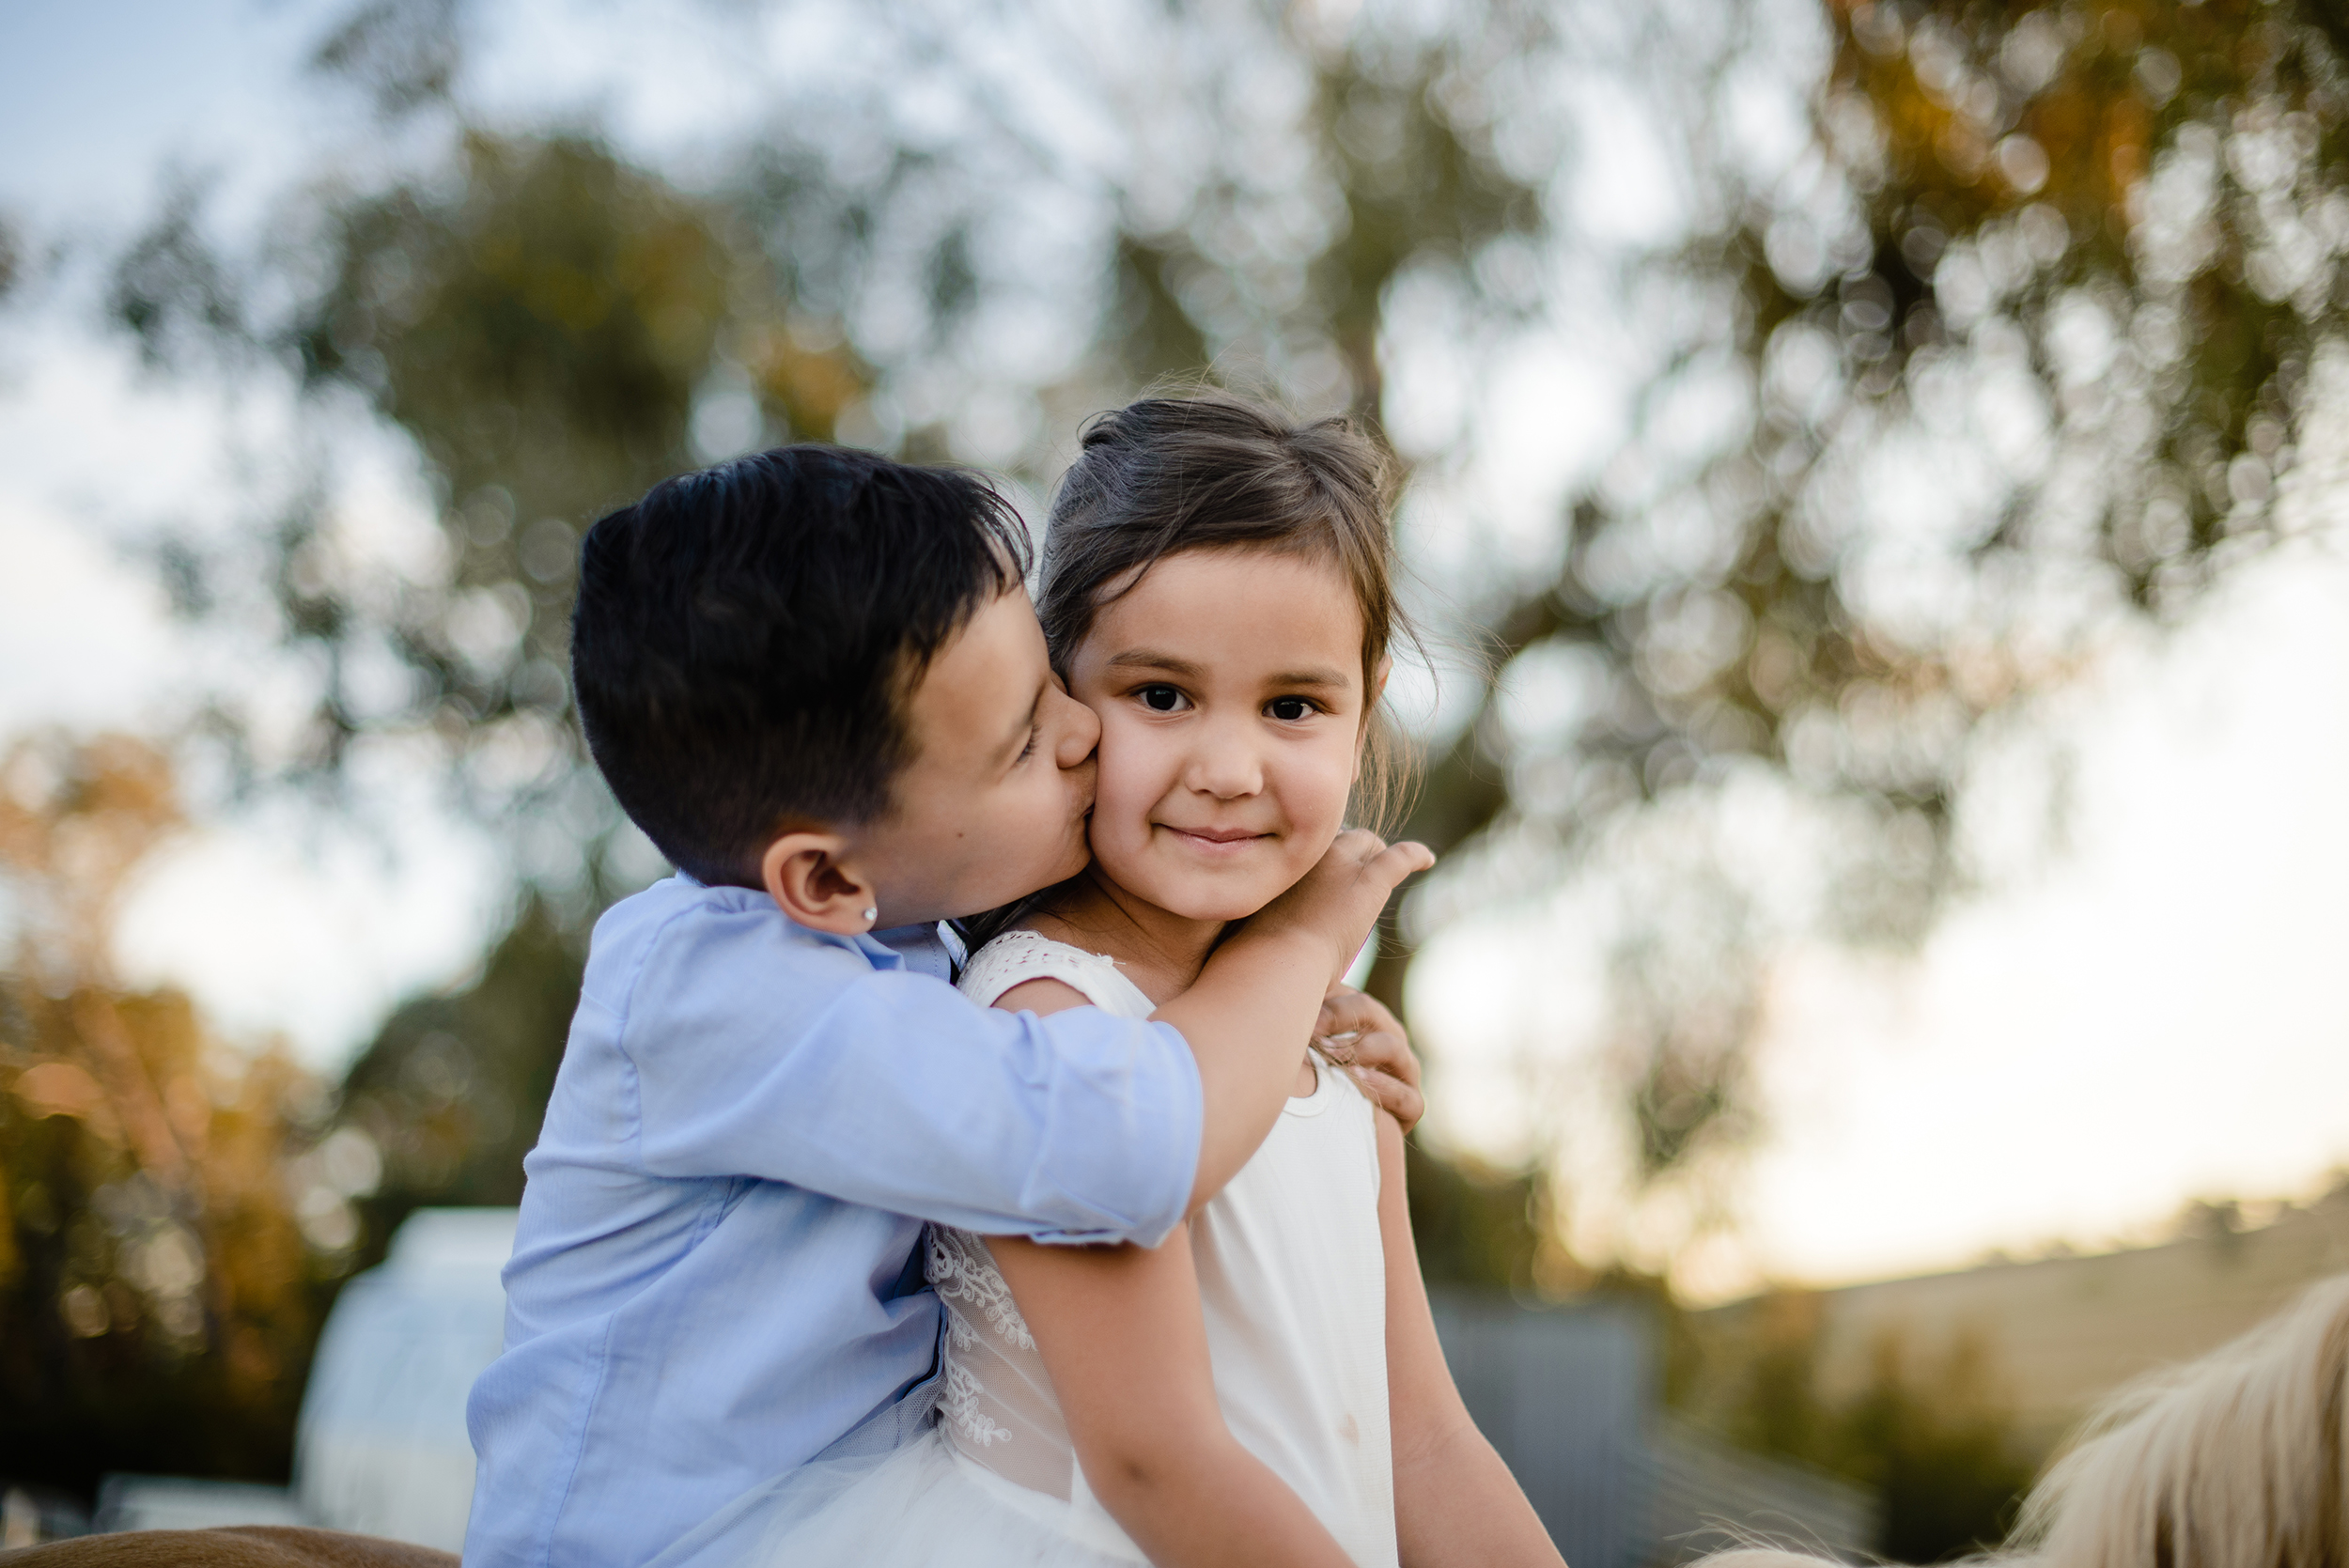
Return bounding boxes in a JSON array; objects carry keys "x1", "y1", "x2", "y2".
[{"x1": 1160, "y1": 824, "x2": 1270, "y2": 852}]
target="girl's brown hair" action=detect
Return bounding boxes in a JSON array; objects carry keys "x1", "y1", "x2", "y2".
[{"x1": 1038, "y1": 391, "x2": 1420, "y2": 832}]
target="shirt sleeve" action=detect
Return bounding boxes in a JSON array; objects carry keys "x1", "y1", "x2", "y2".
[{"x1": 617, "y1": 902, "x2": 1202, "y2": 1247}]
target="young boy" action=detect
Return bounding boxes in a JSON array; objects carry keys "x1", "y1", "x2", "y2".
[{"x1": 461, "y1": 446, "x2": 1428, "y2": 1568}]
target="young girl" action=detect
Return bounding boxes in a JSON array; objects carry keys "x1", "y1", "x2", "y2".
[{"x1": 673, "y1": 396, "x2": 1558, "y2": 1567}]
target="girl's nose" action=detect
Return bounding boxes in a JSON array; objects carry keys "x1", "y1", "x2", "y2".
[{"x1": 1183, "y1": 719, "x2": 1263, "y2": 800}]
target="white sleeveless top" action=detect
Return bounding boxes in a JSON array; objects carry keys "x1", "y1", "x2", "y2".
[{"x1": 932, "y1": 929, "x2": 1397, "y2": 1567}]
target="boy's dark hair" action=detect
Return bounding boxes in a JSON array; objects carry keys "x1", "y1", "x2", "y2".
[{"x1": 572, "y1": 445, "x2": 1031, "y2": 887}]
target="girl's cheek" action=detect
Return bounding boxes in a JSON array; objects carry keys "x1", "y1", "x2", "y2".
[
  {"x1": 1105, "y1": 726, "x2": 1171, "y2": 803},
  {"x1": 1284, "y1": 746, "x2": 1358, "y2": 823},
  {"x1": 1093, "y1": 737, "x2": 1161, "y2": 846}
]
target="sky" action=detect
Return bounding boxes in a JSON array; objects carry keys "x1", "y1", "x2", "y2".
[
  {"x1": 0, "y1": 1, "x2": 337, "y2": 227},
  {"x1": 1410, "y1": 534, "x2": 2349, "y2": 1293},
  {"x1": 5, "y1": 0, "x2": 2348, "y2": 1298},
  {"x1": 0, "y1": 309, "x2": 511, "y2": 1057}
]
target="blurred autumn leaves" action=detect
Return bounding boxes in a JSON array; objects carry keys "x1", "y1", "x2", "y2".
[
  {"x1": 54, "y1": 0, "x2": 2349, "y2": 1272},
  {"x1": 1807, "y1": 0, "x2": 2348, "y2": 590},
  {"x1": 0, "y1": 733, "x2": 576, "y2": 1497},
  {"x1": 0, "y1": 736, "x2": 344, "y2": 1486},
  {"x1": 7, "y1": 1, "x2": 2349, "y2": 1499},
  {"x1": 1404, "y1": 0, "x2": 2349, "y2": 1247}
]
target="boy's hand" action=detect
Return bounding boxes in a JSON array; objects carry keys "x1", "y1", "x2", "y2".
[
  {"x1": 1315, "y1": 986, "x2": 1423, "y2": 1134},
  {"x1": 1245, "y1": 829, "x2": 1435, "y2": 986}
]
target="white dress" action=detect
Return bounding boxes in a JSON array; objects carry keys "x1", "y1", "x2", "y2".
[{"x1": 657, "y1": 929, "x2": 1396, "y2": 1568}]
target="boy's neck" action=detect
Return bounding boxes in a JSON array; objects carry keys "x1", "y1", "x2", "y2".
[{"x1": 1027, "y1": 868, "x2": 1224, "y2": 1005}]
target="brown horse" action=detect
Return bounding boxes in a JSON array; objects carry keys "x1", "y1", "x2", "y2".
[{"x1": 0, "y1": 1527, "x2": 456, "y2": 1567}]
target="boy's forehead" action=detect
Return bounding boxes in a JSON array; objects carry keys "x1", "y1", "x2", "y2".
[{"x1": 903, "y1": 586, "x2": 1046, "y2": 758}]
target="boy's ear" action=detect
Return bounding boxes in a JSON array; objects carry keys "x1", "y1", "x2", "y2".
[{"x1": 760, "y1": 831, "x2": 880, "y2": 935}]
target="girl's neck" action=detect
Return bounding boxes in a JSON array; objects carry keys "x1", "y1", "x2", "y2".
[{"x1": 1026, "y1": 868, "x2": 1224, "y2": 1004}]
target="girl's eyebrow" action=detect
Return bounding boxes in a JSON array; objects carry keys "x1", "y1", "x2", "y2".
[
  {"x1": 1103, "y1": 648, "x2": 1205, "y2": 677},
  {"x1": 1105, "y1": 648, "x2": 1351, "y2": 690}
]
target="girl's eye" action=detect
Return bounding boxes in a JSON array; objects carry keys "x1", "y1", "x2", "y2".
[
  {"x1": 1268, "y1": 696, "x2": 1314, "y2": 722},
  {"x1": 1140, "y1": 685, "x2": 1185, "y2": 712}
]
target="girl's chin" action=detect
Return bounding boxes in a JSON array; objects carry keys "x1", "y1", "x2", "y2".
[
  {"x1": 1173, "y1": 902, "x2": 1268, "y2": 923},
  {"x1": 1095, "y1": 851, "x2": 1289, "y2": 924},
  {"x1": 1137, "y1": 884, "x2": 1278, "y2": 924}
]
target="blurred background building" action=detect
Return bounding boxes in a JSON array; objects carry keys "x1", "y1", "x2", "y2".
[{"x1": 5, "y1": 0, "x2": 2349, "y2": 1557}]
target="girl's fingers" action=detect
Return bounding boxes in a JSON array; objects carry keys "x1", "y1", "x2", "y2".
[
  {"x1": 1348, "y1": 1063, "x2": 1424, "y2": 1134},
  {"x1": 1318, "y1": 996, "x2": 1419, "y2": 1094},
  {"x1": 1347, "y1": 1028, "x2": 1419, "y2": 1092},
  {"x1": 1312, "y1": 1032, "x2": 1360, "y2": 1064},
  {"x1": 1365, "y1": 839, "x2": 1435, "y2": 883},
  {"x1": 1316, "y1": 987, "x2": 1398, "y2": 1037}
]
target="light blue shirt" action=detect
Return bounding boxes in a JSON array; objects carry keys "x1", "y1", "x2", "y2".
[{"x1": 462, "y1": 876, "x2": 1201, "y2": 1568}]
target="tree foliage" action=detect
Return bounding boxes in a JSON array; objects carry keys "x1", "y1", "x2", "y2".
[
  {"x1": 1672, "y1": 1286, "x2": 2041, "y2": 1561},
  {"x1": 335, "y1": 896, "x2": 583, "y2": 1259},
  {"x1": 86, "y1": 0, "x2": 2349, "y2": 1281},
  {"x1": 0, "y1": 736, "x2": 346, "y2": 1495},
  {"x1": 1378, "y1": 0, "x2": 2349, "y2": 1226},
  {"x1": 293, "y1": 132, "x2": 732, "y2": 787},
  {"x1": 1404, "y1": 1141, "x2": 1559, "y2": 1296},
  {"x1": 112, "y1": 127, "x2": 870, "y2": 841},
  {"x1": 0, "y1": 217, "x2": 21, "y2": 303}
]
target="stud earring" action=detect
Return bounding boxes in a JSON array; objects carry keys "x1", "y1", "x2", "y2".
[{"x1": 862, "y1": 908, "x2": 878, "y2": 924}]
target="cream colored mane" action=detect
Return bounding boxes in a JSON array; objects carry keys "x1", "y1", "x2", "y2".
[{"x1": 1701, "y1": 1271, "x2": 2349, "y2": 1568}]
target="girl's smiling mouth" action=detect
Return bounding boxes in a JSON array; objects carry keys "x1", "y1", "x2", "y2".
[{"x1": 1159, "y1": 824, "x2": 1272, "y2": 852}]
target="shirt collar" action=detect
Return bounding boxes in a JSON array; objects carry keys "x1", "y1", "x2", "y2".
[
  {"x1": 671, "y1": 874, "x2": 961, "y2": 982},
  {"x1": 863, "y1": 922, "x2": 959, "y2": 983}
]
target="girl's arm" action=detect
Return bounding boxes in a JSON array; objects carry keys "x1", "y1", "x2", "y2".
[
  {"x1": 1376, "y1": 1110, "x2": 1566, "y2": 1568},
  {"x1": 989, "y1": 1227, "x2": 1354, "y2": 1568}
]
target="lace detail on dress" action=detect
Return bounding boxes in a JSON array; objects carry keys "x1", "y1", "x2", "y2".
[
  {"x1": 956, "y1": 929, "x2": 1155, "y2": 1018},
  {"x1": 913, "y1": 929, "x2": 1158, "y2": 1513},
  {"x1": 941, "y1": 1358, "x2": 1014, "y2": 1449},
  {"x1": 923, "y1": 1223, "x2": 1078, "y2": 1499},
  {"x1": 926, "y1": 1227, "x2": 1035, "y2": 1351}
]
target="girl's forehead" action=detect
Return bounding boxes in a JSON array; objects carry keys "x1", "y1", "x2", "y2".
[
  {"x1": 1102, "y1": 546, "x2": 1356, "y2": 615},
  {"x1": 1083, "y1": 549, "x2": 1365, "y2": 678},
  {"x1": 1101, "y1": 549, "x2": 1358, "y2": 623}
]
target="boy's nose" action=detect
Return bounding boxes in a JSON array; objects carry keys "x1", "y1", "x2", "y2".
[{"x1": 1050, "y1": 682, "x2": 1101, "y2": 768}]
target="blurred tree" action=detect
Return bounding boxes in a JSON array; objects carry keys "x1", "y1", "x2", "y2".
[
  {"x1": 334, "y1": 896, "x2": 583, "y2": 1265},
  {"x1": 1672, "y1": 1287, "x2": 2040, "y2": 1561},
  {"x1": 313, "y1": 0, "x2": 462, "y2": 120},
  {"x1": 1405, "y1": 1142, "x2": 1552, "y2": 1294},
  {"x1": 295, "y1": 131, "x2": 731, "y2": 773},
  {"x1": 0, "y1": 735, "x2": 342, "y2": 1498},
  {"x1": 113, "y1": 127, "x2": 870, "y2": 841},
  {"x1": 94, "y1": 0, "x2": 2349, "y2": 1286},
  {"x1": 1332, "y1": 0, "x2": 2349, "y2": 1250},
  {"x1": 1101, "y1": 9, "x2": 1548, "y2": 412},
  {"x1": 1841, "y1": 1336, "x2": 2040, "y2": 1564}
]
